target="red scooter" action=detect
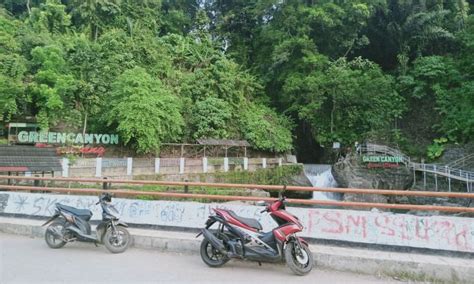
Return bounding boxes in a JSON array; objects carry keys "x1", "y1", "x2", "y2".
[{"x1": 197, "y1": 196, "x2": 313, "y2": 275}]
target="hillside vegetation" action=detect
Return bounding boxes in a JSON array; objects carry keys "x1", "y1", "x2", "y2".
[{"x1": 1, "y1": 0, "x2": 473, "y2": 158}]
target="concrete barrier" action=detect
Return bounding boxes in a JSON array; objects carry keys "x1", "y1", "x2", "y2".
[{"x1": 0, "y1": 191, "x2": 473, "y2": 253}]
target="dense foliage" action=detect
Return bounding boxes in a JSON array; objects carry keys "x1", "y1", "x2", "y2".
[{"x1": 1, "y1": 0, "x2": 473, "y2": 157}]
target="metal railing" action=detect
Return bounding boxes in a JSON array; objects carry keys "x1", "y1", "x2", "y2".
[
  {"x1": 359, "y1": 143, "x2": 411, "y2": 164},
  {"x1": 446, "y1": 153, "x2": 474, "y2": 168},
  {"x1": 359, "y1": 143, "x2": 473, "y2": 187},
  {"x1": 1, "y1": 175, "x2": 473, "y2": 213},
  {"x1": 411, "y1": 163, "x2": 474, "y2": 182}
]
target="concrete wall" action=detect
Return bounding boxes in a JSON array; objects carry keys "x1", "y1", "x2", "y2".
[
  {"x1": 63, "y1": 157, "x2": 284, "y2": 178},
  {"x1": 1, "y1": 191, "x2": 473, "y2": 253}
]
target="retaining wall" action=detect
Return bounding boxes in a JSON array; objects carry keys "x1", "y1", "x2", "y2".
[{"x1": 0, "y1": 191, "x2": 472, "y2": 253}]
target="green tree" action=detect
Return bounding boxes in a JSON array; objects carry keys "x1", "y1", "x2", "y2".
[
  {"x1": 70, "y1": 0, "x2": 121, "y2": 41},
  {"x1": 191, "y1": 97, "x2": 232, "y2": 139},
  {"x1": 27, "y1": 0, "x2": 70, "y2": 34},
  {"x1": 29, "y1": 44, "x2": 77, "y2": 129},
  {"x1": 106, "y1": 67, "x2": 184, "y2": 153},
  {"x1": 240, "y1": 103, "x2": 294, "y2": 153},
  {"x1": 0, "y1": 9, "x2": 27, "y2": 121},
  {"x1": 290, "y1": 57, "x2": 403, "y2": 146}
]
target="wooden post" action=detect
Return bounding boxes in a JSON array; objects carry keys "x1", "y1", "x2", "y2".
[
  {"x1": 102, "y1": 177, "x2": 108, "y2": 190},
  {"x1": 184, "y1": 179, "x2": 189, "y2": 193}
]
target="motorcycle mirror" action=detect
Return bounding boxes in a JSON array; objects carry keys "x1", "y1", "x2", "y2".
[{"x1": 256, "y1": 201, "x2": 266, "y2": 206}]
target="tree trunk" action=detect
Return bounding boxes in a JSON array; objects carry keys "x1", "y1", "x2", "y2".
[
  {"x1": 26, "y1": 0, "x2": 31, "y2": 15},
  {"x1": 82, "y1": 112, "x2": 88, "y2": 141}
]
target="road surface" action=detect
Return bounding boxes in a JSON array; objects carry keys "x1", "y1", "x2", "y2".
[{"x1": 0, "y1": 233, "x2": 398, "y2": 284}]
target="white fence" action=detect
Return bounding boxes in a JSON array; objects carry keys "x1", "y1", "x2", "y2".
[{"x1": 63, "y1": 157, "x2": 287, "y2": 178}]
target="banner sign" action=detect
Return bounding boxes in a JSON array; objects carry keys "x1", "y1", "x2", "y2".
[
  {"x1": 17, "y1": 131, "x2": 118, "y2": 145},
  {"x1": 362, "y1": 155, "x2": 403, "y2": 169},
  {"x1": 362, "y1": 155, "x2": 403, "y2": 163},
  {"x1": 56, "y1": 146, "x2": 106, "y2": 157}
]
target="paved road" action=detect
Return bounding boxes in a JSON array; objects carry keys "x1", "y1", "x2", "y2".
[{"x1": 0, "y1": 233, "x2": 398, "y2": 284}]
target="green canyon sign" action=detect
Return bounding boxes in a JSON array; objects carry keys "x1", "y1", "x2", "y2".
[
  {"x1": 362, "y1": 155, "x2": 404, "y2": 168},
  {"x1": 17, "y1": 131, "x2": 119, "y2": 145},
  {"x1": 362, "y1": 155, "x2": 403, "y2": 163}
]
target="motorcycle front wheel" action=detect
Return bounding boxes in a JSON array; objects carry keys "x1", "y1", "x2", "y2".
[
  {"x1": 200, "y1": 238, "x2": 229, "y2": 267},
  {"x1": 45, "y1": 220, "x2": 67, "y2": 249},
  {"x1": 104, "y1": 226, "x2": 130, "y2": 254},
  {"x1": 284, "y1": 241, "x2": 314, "y2": 276}
]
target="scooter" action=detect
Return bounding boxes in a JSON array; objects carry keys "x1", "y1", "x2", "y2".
[
  {"x1": 42, "y1": 193, "x2": 130, "y2": 253},
  {"x1": 197, "y1": 196, "x2": 313, "y2": 275}
]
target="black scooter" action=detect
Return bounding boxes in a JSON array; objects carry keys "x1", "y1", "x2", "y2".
[{"x1": 42, "y1": 193, "x2": 130, "y2": 253}]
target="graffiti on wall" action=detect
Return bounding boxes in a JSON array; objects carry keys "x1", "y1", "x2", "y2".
[
  {"x1": 303, "y1": 209, "x2": 473, "y2": 252},
  {"x1": 1, "y1": 192, "x2": 473, "y2": 253}
]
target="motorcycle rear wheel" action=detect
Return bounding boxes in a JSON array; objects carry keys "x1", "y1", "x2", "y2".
[
  {"x1": 45, "y1": 220, "x2": 67, "y2": 249},
  {"x1": 284, "y1": 242, "x2": 313, "y2": 276},
  {"x1": 200, "y1": 238, "x2": 229, "y2": 267}
]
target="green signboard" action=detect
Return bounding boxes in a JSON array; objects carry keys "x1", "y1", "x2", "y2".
[
  {"x1": 17, "y1": 131, "x2": 119, "y2": 145},
  {"x1": 362, "y1": 155, "x2": 403, "y2": 163}
]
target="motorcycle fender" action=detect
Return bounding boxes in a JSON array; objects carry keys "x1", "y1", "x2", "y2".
[
  {"x1": 116, "y1": 221, "x2": 128, "y2": 227},
  {"x1": 196, "y1": 216, "x2": 220, "y2": 238},
  {"x1": 42, "y1": 213, "x2": 60, "y2": 226},
  {"x1": 297, "y1": 237, "x2": 309, "y2": 247}
]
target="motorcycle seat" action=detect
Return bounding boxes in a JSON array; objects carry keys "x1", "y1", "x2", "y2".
[
  {"x1": 227, "y1": 210, "x2": 262, "y2": 231},
  {"x1": 57, "y1": 203, "x2": 93, "y2": 221}
]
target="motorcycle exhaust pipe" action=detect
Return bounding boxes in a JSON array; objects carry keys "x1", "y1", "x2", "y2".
[{"x1": 201, "y1": 229, "x2": 226, "y2": 253}]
